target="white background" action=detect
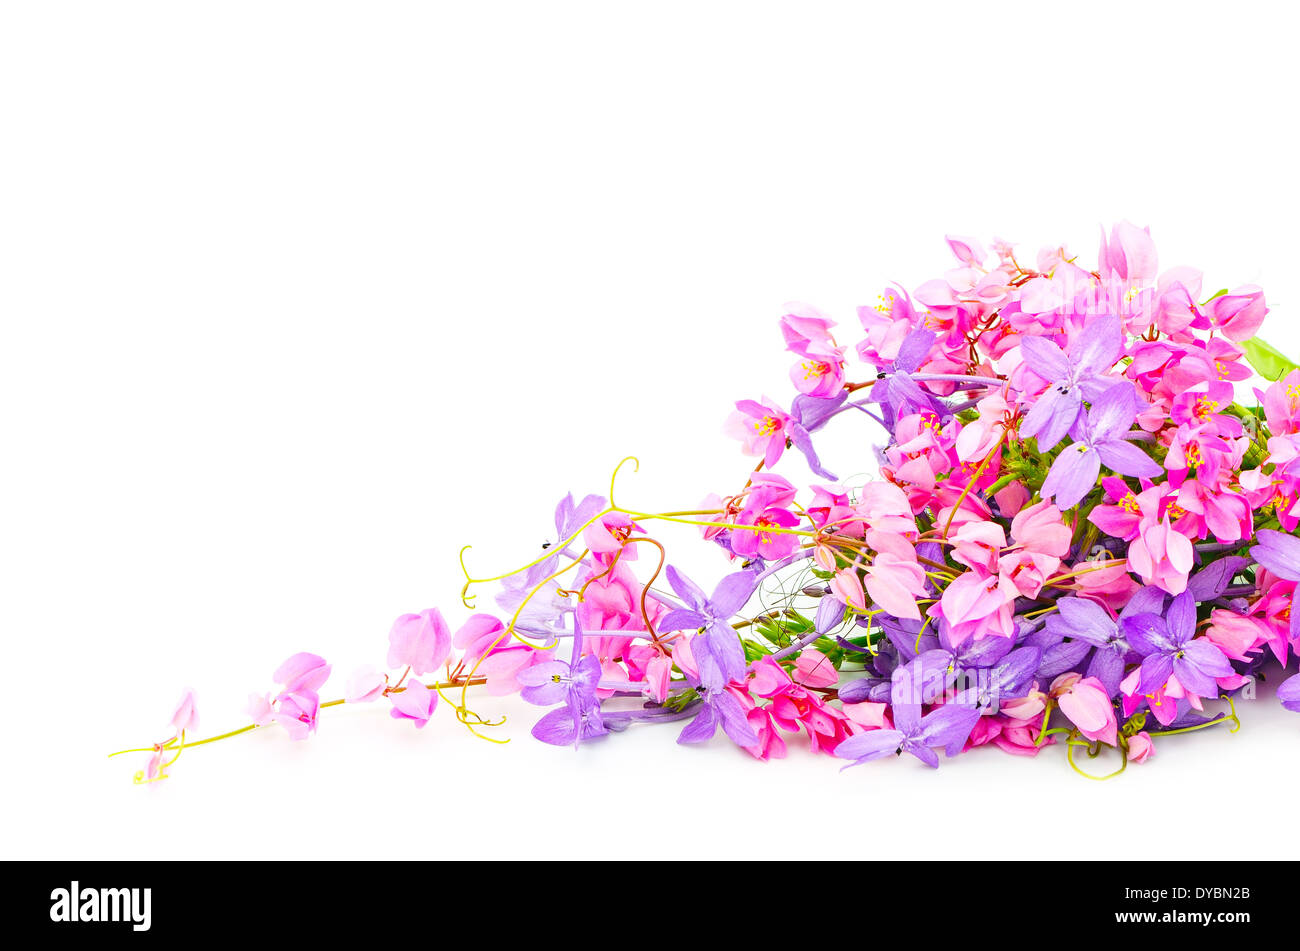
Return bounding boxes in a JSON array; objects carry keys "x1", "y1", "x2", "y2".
[{"x1": 4, "y1": 2, "x2": 1299, "y2": 860}]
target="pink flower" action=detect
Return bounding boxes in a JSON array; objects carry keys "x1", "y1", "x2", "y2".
[
  {"x1": 274, "y1": 652, "x2": 332, "y2": 694},
  {"x1": 741, "y1": 706, "x2": 787, "y2": 761},
  {"x1": 1262, "y1": 369, "x2": 1300, "y2": 436},
  {"x1": 169, "y1": 688, "x2": 199, "y2": 735},
  {"x1": 273, "y1": 690, "x2": 321, "y2": 741},
  {"x1": 931, "y1": 569, "x2": 1014, "y2": 642},
  {"x1": 1098, "y1": 220, "x2": 1158, "y2": 284},
  {"x1": 954, "y1": 392, "x2": 1012, "y2": 463},
  {"x1": 997, "y1": 505, "x2": 1069, "y2": 601},
  {"x1": 1127, "y1": 731, "x2": 1155, "y2": 764},
  {"x1": 726, "y1": 397, "x2": 791, "y2": 469},
  {"x1": 999, "y1": 682, "x2": 1047, "y2": 722},
  {"x1": 951, "y1": 520, "x2": 1006, "y2": 574},
  {"x1": 583, "y1": 511, "x2": 642, "y2": 561},
  {"x1": 248, "y1": 692, "x2": 274, "y2": 726},
  {"x1": 1088, "y1": 477, "x2": 1149, "y2": 541},
  {"x1": 1062, "y1": 562, "x2": 1140, "y2": 614},
  {"x1": 991, "y1": 716, "x2": 1052, "y2": 756},
  {"x1": 1010, "y1": 500, "x2": 1071, "y2": 557},
  {"x1": 1128, "y1": 516, "x2": 1194, "y2": 594},
  {"x1": 747, "y1": 656, "x2": 793, "y2": 698},
  {"x1": 640, "y1": 652, "x2": 673, "y2": 703},
  {"x1": 967, "y1": 713, "x2": 1051, "y2": 756},
  {"x1": 853, "y1": 482, "x2": 918, "y2": 536},
  {"x1": 450, "y1": 613, "x2": 546, "y2": 695},
  {"x1": 388, "y1": 679, "x2": 438, "y2": 728},
  {"x1": 1119, "y1": 667, "x2": 1193, "y2": 728},
  {"x1": 1206, "y1": 285, "x2": 1267, "y2": 341},
  {"x1": 793, "y1": 648, "x2": 838, "y2": 689},
  {"x1": 143, "y1": 745, "x2": 167, "y2": 782},
  {"x1": 993, "y1": 480, "x2": 1030, "y2": 517},
  {"x1": 945, "y1": 234, "x2": 987, "y2": 267},
  {"x1": 387, "y1": 609, "x2": 452, "y2": 675},
  {"x1": 1051, "y1": 673, "x2": 1117, "y2": 746},
  {"x1": 791, "y1": 355, "x2": 846, "y2": 400},
  {"x1": 345, "y1": 666, "x2": 387, "y2": 703},
  {"x1": 730, "y1": 494, "x2": 800, "y2": 561},
  {"x1": 862, "y1": 529, "x2": 927, "y2": 620},
  {"x1": 575, "y1": 558, "x2": 665, "y2": 632},
  {"x1": 857, "y1": 286, "x2": 920, "y2": 365},
  {"x1": 779, "y1": 303, "x2": 837, "y2": 356},
  {"x1": 780, "y1": 303, "x2": 846, "y2": 399},
  {"x1": 841, "y1": 701, "x2": 890, "y2": 730},
  {"x1": 807, "y1": 484, "x2": 862, "y2": 534},
  {"x1": 829, "y1": 568, "x2": 867, "y2": 612}
]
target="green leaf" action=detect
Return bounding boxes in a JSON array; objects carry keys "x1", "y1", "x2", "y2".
[
  {"x1": 1242, "y1": 336, "x2": 1299, "y2": 382},
  {"x1": 664, "y1": 687, "x2": 699, "y2": 713}
]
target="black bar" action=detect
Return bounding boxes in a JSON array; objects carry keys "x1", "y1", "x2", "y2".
[{"x1": 7, "y1": 860, "x2": 1292, "y2": 939}]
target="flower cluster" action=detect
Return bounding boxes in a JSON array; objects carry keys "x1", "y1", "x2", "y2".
[{"x1": 119, "y1": 224, "x2": 1300, "y2": 781}]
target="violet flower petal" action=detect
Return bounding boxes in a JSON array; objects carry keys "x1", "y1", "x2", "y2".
[{"x1": 1251, "y1": 530, "x2": 1300, "y2": 581}]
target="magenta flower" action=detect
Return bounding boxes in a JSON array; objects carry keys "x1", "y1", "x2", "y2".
[
  {"x1": 582, "y1": 511, "x2": 644, "y2": 562},
  {"x1": 730, "y1": 486, "x2": 801, "y2": 561},
  {"x1": 387, "y1": 609, "x2": 452, "y2": 675}
]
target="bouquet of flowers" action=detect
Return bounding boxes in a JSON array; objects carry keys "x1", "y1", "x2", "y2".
[{"x1": 117, "y1": 223, "x2": 1300, "y2": 782}]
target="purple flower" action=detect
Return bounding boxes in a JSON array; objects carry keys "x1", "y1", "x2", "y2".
[
  {"x1": 1121, "y1": 591, "x2": 1235, "y2": 698},
  {"x1": 1248, "y1": 530, "x2": 1300, "y2": 642},
  {"x1": 834, "y1": 668, "x2": 979, "y2": 769},
  {"x1": 498, "y1": 492, "x2": 606, "y2": 609},
  {"x1": 953, "y1": 646, "x2": 1043, "y2": 712},
  {"x1": 1251, "y1": 529, "x2": 1300, "y2": 581},
  {"x1": 788, "y1": 393, "x2": 842, "y2": 480},
  {"x1": 834, "y1": 701, "x2": 979, "y2": 769},
  {"x1": 658, "y1": 566, "x2": 758, "y2": 688},
  {"x1": 893, "y1": 618, "x2": 1037, "y2": 709},
  {"x1": 676, "y1": 684, "x2": 759, "y2": 748},
  {"x1": 1040, "y1": 381, "x2": 1161, "y2": 509},
  {"x1": 1019, "y1": 315, "x2": 1125, "y2": 450},
  {"x1": 1187, "y1": 556, "x2": 1252, "y2": 601},
  {"x1": 872, "y1": 329, "x2": 940, "y2": 416},
  {"x1": 1279, "y1": 674, "x2": 1300, "y2": 713},
  {"x1": 516, "y1": 615, "x2": 608, "y2": 748},
  {"x1": 1045, "y1": 596, "x2": 1131, "y2": 696}
]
